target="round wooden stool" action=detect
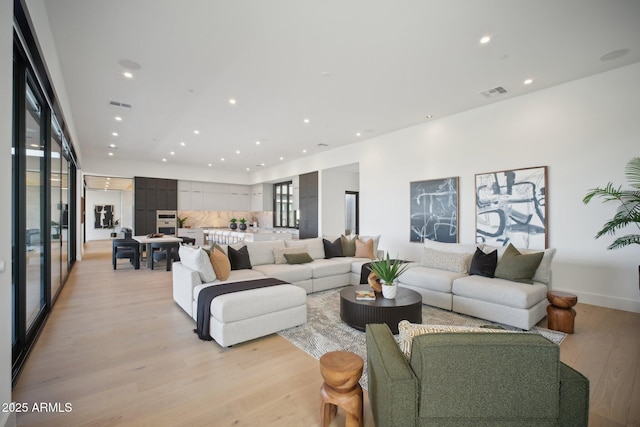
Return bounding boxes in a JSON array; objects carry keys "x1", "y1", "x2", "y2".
[
  {"x1": 546, "y1": 291, "x2": 578, "y2": 334},
  {"x1": 319, "y1": 350, "x2": 364, "y2": 427}
]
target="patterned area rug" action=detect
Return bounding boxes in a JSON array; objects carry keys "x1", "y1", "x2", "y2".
[{"x1": 277, "y1": 287, "x2": 565, "y2": 390}]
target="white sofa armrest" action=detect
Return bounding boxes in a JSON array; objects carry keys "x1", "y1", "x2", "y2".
[{"x1": 172, "y1": 261, "x2": 204, "y2": 317}]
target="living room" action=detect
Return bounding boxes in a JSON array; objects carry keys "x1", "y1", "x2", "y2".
[{"x1": 2, "y1": 1, "x2": 640, "y2": 426}]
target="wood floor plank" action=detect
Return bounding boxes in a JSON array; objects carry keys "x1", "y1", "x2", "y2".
[{"x1": 11, "y1": 240, "x2": 640, "y2": 426}]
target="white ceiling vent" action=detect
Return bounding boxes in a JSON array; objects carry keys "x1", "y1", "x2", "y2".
[
  {"x1": 109, "y1": 100, "x2": 132, "y2": 109},
  {"x1": 479, "y1": 86, "x2": 508, "y2": 98}
]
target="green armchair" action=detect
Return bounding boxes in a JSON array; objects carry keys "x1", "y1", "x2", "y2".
[{"x1": 365, "y1": 323, "x2": 589, "y2": 427}]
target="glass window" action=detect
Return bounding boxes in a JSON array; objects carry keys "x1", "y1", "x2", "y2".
[{"x1": 273, "y1": 181, "x2": 296, "y2": 228}]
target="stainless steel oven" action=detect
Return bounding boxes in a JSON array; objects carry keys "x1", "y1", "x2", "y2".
[{"x1": 156, "y1": 210, "x2": 177, "y2": 235}]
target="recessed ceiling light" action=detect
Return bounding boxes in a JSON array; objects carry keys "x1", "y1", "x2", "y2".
[
  {"x1": 302, "y1": 149, "x2": 307, "y2": 153},
  {"x1": 480, "y1": 36, "x2": 491, "y2": 44},
  {"x1": 236, "y1": 150, "x2": 241, "y2": 154},
  {"x1": 123, "y1": 71, "x2": 133, "y2": 79},
  {"x1": 109, "y1": 143, "x2": 116, "y2": 148},
  {"x1": 108, "y1": 152, "x2": 114, "y2": 156},
  {"x1": 280, "y1": 157, "x2": 284, "y2": 161},
  {"x1": 221, "y1": 158, "x2": 225, "y2": 161},
  {"x1": 524, "y1": 79, "x2": 533, "y2": 85},
  {"x1": 180, "y1": 142, "x2": 186, "y2": 146},
  {"x1": 303, "y1": 118, "x2": 310, "y2": 124},
  {"x1": 193, "y1": 130, "x2": 200, "y2": 135},
  {"x1": 208, "y1": 163, "x2": 212, "y2": 167},
  {"x1": 229, "y1": 98, "x2": 236, "y2": 105},
  {"x1": 162, "y1": 158, "x2": 167, "y2": 162},
  {"x1": 246, "y1": 167, "x2": 250, "y2": 171},
  {"x1": 112, "y1": 132, "x2": 118, "y2": 136},
  {"x1": 256, "y1": 140, "x2": 261, "y2": 145},
  {"x1": 425, "y1": 115, "x2": 433, "y2": 119},
  {"x1": 356, "y1": 132, "x2": 361, "y2": 137},
  {"x1": 115, "y1": 116, "x2": 122, "y2": 121},
  {"x1": 170, "y1": 151, "x2": 175, "y2": 155}
]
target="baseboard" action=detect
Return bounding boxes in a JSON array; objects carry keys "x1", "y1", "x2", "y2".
[
  {"x1": 554, "y1": 287, "x2": 640, "y2": 313},
  {"x1": 0, "y1": 411, "x2": 16, "y2": 427}
]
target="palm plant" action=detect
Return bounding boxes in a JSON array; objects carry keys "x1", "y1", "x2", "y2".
[{"x1": 583, "y1": 157, "x2": 640, "y2": 250}]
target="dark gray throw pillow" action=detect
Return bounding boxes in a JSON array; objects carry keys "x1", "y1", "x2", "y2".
[
  {"x1": 228, "y1": 245, "x2": 252, "y2": 270},
  {"x1": 469, "y1": 247, "x2": 498, "y2": 278},
  {"x1": 323, "y1": 238, "x2": 344, "y2": 258}
]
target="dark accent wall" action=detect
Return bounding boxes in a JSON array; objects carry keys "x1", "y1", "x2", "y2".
[
  {"x1": 298, "y1": 171, "x2": 319, "y2": 239},
  {"x1": 134, "y1": 177, "x2": 177, "y2": 235}
]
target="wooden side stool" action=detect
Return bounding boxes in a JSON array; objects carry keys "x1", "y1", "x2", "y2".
[
  {"x1": 319, "y1": 350, "x2": 364, "y2": 427},
  {"x1": 546, "y1": 290, "x2": 578, "y2": 334}
]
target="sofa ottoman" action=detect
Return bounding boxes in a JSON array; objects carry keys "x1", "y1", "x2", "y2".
[{"x1": 194, "y1": 283, "x2": 307, "y2": 347}]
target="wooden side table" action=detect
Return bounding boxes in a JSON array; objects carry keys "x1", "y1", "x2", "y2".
[
  {"x1": 546, "y1": 291, "x2": 578, "y2": 334},
  {"x1": 319, "y1": 350, "x2": 364, "y2": 427}
]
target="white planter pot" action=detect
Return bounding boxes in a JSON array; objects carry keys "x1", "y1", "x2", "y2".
[{"x1": 381, "y1": 283, "x2": 398, "y2": 299}]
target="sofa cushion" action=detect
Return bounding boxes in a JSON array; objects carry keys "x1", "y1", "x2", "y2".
[
  {"x1": 355, "y1": 238, "x2": 375, "y2": 259},
  {"x1": 284, "y1": 252, "x2": 314, "y2": 264},
  {"x1": 420, "y1": 248, "x2": 473, "y2": 273},
  {"x1": 252, "y1": 263, "x2": 313, "y2": 283},
  {"x1": 273, "y1": 246, "x2": 308, "y2": 264},
  {"x1": 452, "y1": 275, "x2": 548, "y2": 309},
  {"x1": 210, "y1": 284, "x2": 307, "y2": 323},
  {"x1": 341, "y1": 234, "x2": 357, "y2": 256},
  {"x1": 228, "y1": 245, "x2": 252, "y2": 270},
  {"x1": 398, "y1": 265, "x2": 465, "y2": 293},
  {"x1": 484, "y1": 245, "x2": 556, "y2": 284},
  {"x1": 469, "y1": 247, "x2": 498, "y2": 278},
  {"x1": 179, "y1": 245, "x2": 216, "y2": 283},
  {"x1": 209, "y1": 247, "x2": 231, "y2": 281},
  {"x1": 285, "y1": 238, "x2": 325, "y2": 259},
  {"x1": 323, "y1": 238, "x2": 344, "y2": 258},
  {"x1": 494, "y1": 244, "x2": 544, "y2": 284},
  {"x1": 310, "y1": 258, "x2": 352, "y2": 278},
  {"x1": 398, "y1": 320, "x2": 513, "y2": 358},
  {"x1": 246, "y1": 240, "x2": 286, "y2": 266}
]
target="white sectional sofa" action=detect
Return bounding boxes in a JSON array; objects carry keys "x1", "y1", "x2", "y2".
[
  {"x1": 397, "y1": 240, "x2": 556, "y2": 330},
  {"x1": 172, "y1": 235, "x2": 380, "y2": 346}
]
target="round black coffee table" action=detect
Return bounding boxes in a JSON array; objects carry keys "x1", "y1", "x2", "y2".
[{"x1": 340, "y1": 285, "x2": 422, "y2": 334}]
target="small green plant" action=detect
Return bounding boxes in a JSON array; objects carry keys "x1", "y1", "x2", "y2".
[
  {"x1": 369, "y1": 252, "x2": 410, "y2": 285},
  {"x1": 230, "y1": 218, "x2": 237, "y2": 223},
  {"x1": 583, "y1": 157, "x2": 640, "y2": 250},
  {"x1": 239, "y1": 218, "x2": 247, "y2": 224},
  {"x1": 177, "y1": 216, "x2": 188, "y2": 228}
]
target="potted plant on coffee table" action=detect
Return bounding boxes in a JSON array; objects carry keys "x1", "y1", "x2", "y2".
[
  {"x1": 583, "y1": 156, "x2": 640, "y2": 288},
  {"x1": 369, "y1": 252, "x2": 410, "y2": 299}
]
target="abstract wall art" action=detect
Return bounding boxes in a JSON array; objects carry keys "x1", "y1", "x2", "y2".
[
  {"x1": 94, "y1": 204, "x2": 115, "y2": 229},
  {"x1": 410, "y1": 177, "x2": 458, "y2": 243},
  {"x1": 475, "y1": 166, "x2": 547, "y2": 249}
]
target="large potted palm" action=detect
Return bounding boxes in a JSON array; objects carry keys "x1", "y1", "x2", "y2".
[{"x1": 583, "y1": 157, "x2": 640, "y2": 288}]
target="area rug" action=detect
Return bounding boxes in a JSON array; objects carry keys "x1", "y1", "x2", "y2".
[{"x1": 277, "y1": 287, "x2": 566, "y2": 390}]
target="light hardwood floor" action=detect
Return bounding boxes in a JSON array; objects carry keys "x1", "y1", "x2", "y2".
[{"x1": 12, "y1": 241, "x2": 640, "y2": 426}]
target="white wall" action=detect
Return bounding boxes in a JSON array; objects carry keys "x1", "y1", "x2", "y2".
[
  {"x1": 252, "y1": 63, "x2": 640, "y2": 313},
  {"x1": 85, "y1": 190, "x2": 127, "y2": 241},
  {"x1": 0, "y1": 0, "x2": 15, "y2": 424},
  {"x1": 320, "y1": 166, "x2": 359, "y2": 236}
]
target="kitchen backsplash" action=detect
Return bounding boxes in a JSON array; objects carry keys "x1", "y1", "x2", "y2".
[{"x1": 178, "y1": 210, "x2": 273, "y2": 229}]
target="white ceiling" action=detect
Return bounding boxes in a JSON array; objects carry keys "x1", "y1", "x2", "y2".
[{"x1": 39, "y1": 0, "x2": 640, "y2": 175}]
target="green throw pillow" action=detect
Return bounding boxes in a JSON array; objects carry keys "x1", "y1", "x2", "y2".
[
  {"x1": 340, "y1": 234, "x2": 357, "y2": 257},
  {"x1": 284, "y1": 252, "x2": 314, "y2": 264},
  {"x1": 494, "y1": 244, "x2": 544, "y2": 284}
]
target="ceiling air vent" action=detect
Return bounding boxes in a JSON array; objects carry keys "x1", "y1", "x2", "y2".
[
  {"x1": 109, "y1": 101, "x2": 132, "y2": 109},
  {"x1": 479, "y1": 86, "x2": 508, "y2": 98},
  {"x1": 317, "y1": 143, "x2": 329, "y2": 147}
]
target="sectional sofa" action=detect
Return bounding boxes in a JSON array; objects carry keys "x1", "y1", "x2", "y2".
[
  {"x1": 397, "y1": 239, "x2": 556, "y2": 330},
  {"x1": 172, "y1": 235, "x2": 380, "y2": 346}
]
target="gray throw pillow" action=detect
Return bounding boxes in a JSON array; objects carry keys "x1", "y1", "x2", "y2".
[{"x1": 494, "y1": 244, "x2": 543, "y2": 284}]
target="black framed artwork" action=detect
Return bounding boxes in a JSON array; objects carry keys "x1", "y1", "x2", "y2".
[
  {"x1": 94, "y1": 204, "x2": 115, "y2": 229},
  {"x1": 410, "y1": 177, "x2": 458, "y2": 243},
  {"x1": 475, "y1": 166, "x2": 547, "y2": 249}
]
